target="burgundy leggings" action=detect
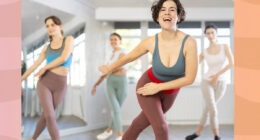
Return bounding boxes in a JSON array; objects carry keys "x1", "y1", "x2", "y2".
[
  {"x1": 123, "y1": 71, "x2": 179, "y2": 140},
  {"x1": 32, "y1": 71, "x2": 67, "y2": 140}
]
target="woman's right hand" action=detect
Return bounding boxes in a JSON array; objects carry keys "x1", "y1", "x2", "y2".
[
  {"x1": 99, "y1": 65, "x2": 111, "y2": 76},
  {"x1": 91, "y1": 86, "x2": 97, "y2": 96}
]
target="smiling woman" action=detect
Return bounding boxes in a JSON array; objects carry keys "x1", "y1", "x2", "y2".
[
  {"x1": 151, "y1": 0, "x2": 185, "y2": 25},
  {"x1": 98, "y1": 0, "x2": 198, "y2": 140}
]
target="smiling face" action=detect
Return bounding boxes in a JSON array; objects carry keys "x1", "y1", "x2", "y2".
[
  {"x1": 157, "y1": 0, "x2": 179, "y2": 30},
  {"x1": 205, "y1": 28, "x2": 217, "y2": 42},
  {"x1": 110, "y1": 35, "x2": 121, "y2": 49},
  {"x1": 45, "y1": 19, "x2": 63, "y2": 37}
]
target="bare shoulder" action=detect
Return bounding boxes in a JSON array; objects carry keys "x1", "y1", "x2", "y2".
[
  {"x1": 184, "y1": 36, "x2": 197, "y2": 51},
  {"x1": 222, "y1": 44, "x2": 232, "y2": 55},
  {"x1": 64, "y1": 36, "x2": 74, "y2": 50},
  {"x1": 38, "y1": 45, "x2": 48, "y2": 56},
  {"x1": 139, "y1": 36, "x2": 154, "y2": 50},
  {"x1": 42, "y1": 45, "x2": 48, "y2": 52},
  {"x1": 65, "y1": 35, "x2": 74, "y2": 42},
  {"x1": 223, "y1": 44, "x2": 229, "y2": 49},
  {"x1": 177, "y1": 30, "x2": 196, "y2": 47},
  {"x1": 142, "y1": 36, "x2": 154, "y2": 45}
]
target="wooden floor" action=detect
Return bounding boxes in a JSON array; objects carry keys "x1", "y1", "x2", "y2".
[{"x1": 23, "y1": 119, "x2": 233, "y2": 140}]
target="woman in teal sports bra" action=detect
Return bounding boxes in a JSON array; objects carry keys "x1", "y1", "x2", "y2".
[{"x1": 99, "y1": 0, "x2": 198, "y2": 139}]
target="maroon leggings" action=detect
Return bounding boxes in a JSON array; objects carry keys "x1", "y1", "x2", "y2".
[
  {"x1": 32, "y1": 71, "x2": 67, "y2": 140},
  {"x1": 122, "y1": 71, "x2": 179, "y2": 140}
]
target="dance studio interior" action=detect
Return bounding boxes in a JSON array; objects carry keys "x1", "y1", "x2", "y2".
[{"x1": 21, "y1": 0, "x2": 234, "y2": 139}]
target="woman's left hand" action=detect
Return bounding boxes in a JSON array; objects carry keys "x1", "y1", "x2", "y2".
[
  {"x1": 209, "y1": 74, "x2": 218, "y2": 85},
  {"x1": 137, "y1": 82, "x2": 160, "y2": 96},
  {"x1": 34, "y1": 68, "x2": 47, "y2": 77}
]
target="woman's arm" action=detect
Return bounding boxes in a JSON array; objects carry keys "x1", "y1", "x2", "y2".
[
  {"x1": 215, "y1": 44, "x2": 234, "y2": 76},
  {"x1": 94, "y1": 75, "x2": 107, "y2": 87},
  {"x1": 99, "y1": 38, "x2": 150, "y2": 75},
  {"x1": 92, "y1": 51, "x2": 127, "y2": 95},
  {"x1": 21, "y1": 46, "x2": 47, "y2": 81},
  {"x1": 111, "y1": 53, "x2": 127, "y2": 73},
  {"x1": 91, "y1": 74, "x2": 107, "y2": 95},
  {"x1": 137, "y1": 37, "x2": 198, "y2": 95},
  {"x1": 44, "y1": 36, "x2": 74, "y2": 70},
  {"x1": 35, "y1": 36, "x2": 74, "y2": 77},
  {"x1": 208, "y1": 44, "x2": 234, "y2": 85}
]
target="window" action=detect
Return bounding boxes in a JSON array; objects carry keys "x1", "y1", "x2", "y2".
[
  {"x1": 115, "y1": 27, "x2": 142, "y2": 84},
  {"x1": 113, "y1": 21, "x2": 233, "y2": 85},
  {"x1": 69, "y1": 33, "x2": 86, "y2": 87},
  {"x1": 26, "y1": 43, "x2": 47, "y2": 89}
]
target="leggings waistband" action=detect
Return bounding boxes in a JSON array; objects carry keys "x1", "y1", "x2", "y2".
[{"x1": 147, "y1": 67, "x2": 180, "y2": 94}]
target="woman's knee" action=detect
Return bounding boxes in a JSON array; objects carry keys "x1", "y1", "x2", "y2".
[
  {"x1": 209, "y1": 108, "x2": 218, "y2": 118},
  {"x1": 130, "y1": 118, "x2": 145, "y2": 130},
  {"x1": 44, "y1": 112, "x2": 56, "y2": 122},
  {"x1": 111, "y1": 109, "x2": 120, "y2": 117},
  {"x1": 154, "y1": 122, "x2": 168, "y2": 136}
]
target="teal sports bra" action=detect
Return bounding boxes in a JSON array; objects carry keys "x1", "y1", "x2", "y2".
[
  {"x1": 46, "y1": 37, "x2": 72, "y2": 68},
  {"x1": 152, "y1": 34, "x2": 189, "y2": 82}
]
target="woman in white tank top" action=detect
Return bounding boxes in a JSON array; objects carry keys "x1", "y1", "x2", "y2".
[
  {"x1": 91, "y1": 33, "x2": 128, "y2": 140},
  {"x1": 186, "y1": 24, "x2": 234, "y2": 140}
]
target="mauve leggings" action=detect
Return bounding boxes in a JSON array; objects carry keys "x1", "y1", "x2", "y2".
[
  {"x1": 123, "y1": 71, "x2": 179, "y2": 140},
  {"x1": 32, "y1": 71, "x2": 67, "y2": 140}
]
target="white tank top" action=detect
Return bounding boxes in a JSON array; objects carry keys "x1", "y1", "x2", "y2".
[
  {"x1": 203, "y1": 45, "x2": 227, "y2": 81},
  {"x1": 107, "y1": 49, "x2": 128, "y2": 69}
]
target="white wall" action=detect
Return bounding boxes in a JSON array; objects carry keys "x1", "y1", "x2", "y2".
[
  {"x1": 121, "y1": 84, "x2": 234, "y2": 126},
  {"x1": 83, "y1": 18, "x2": 115, "y2": 130}
]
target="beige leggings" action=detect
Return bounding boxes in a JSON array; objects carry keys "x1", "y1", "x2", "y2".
[{"x1": 199, "y1": 79, "x2": 227, "y2": 129}]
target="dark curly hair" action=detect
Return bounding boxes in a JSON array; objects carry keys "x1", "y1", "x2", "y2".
[
  {"x1": 110, "y1": 32, "x2": 122, "y2": 40},
  {"x1": 204, "y1": 24, "x2": 218, "y2": 34},
  {"x1": 151, "y1": 0, "x2": 185, "y2": 24}
]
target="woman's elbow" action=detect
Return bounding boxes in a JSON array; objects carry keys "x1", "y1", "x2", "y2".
[
  {"x1": 60, "y1": 56, "x2": 68, "y2": 63},
  {"x1": 231, "y1": 62, "x2": 234, "y2": 67},
  {"x1": 122, "y1": 55, "x2": 132, "y2": 63},
  {"x1": 186, "y1": 77, "x2": 196, "y2": 85},
  {"x1": 228, "y1": 62, "x2": 234, "y2": 68}
]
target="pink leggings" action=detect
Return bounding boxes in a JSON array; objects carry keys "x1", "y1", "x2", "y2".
[
  {"x1": 123, "y1": 71, "x2": 179, "y2": 140},
  {"x1": 32, "y1": 71, "x2": 67, "y2": 140}
]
